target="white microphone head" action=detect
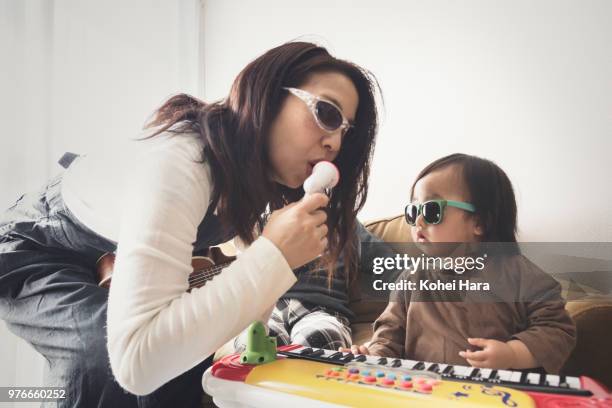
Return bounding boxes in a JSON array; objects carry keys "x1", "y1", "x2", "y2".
[{"x1": 303, "y1": 161, "x2": 340, "y2": 195}]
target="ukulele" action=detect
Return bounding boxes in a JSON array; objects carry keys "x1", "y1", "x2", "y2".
[{"x1": 96, "y1": 246, "x2": 236, "y2": 290}]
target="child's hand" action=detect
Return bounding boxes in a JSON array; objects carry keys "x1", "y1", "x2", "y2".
[
  {"x1": 339, "y1": 344, "x2": 370, "y2": 355},
  {"x1": 458, "y1": 338, "x2": 517, "y2": 369}
]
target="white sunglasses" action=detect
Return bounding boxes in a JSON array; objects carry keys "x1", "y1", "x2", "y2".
[{"x1": 283, "y1": 87, "x2": 354, "y2": 136}]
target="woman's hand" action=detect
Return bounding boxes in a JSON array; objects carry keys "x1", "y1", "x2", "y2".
[
  {"x1": 339, "y1": 344, "x2": 371, "y2": 355},
  {"x1": 262, "y1": 193, "x2": 329, "y2": 269},
  {"x1": 459, "y1": 338, "x2": 517, "y2": 369}
]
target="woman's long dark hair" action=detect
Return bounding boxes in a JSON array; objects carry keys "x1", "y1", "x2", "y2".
[
  {"x1": 410, "y1": 153, "x2": 518, "y2": 242},
  {"x1": 145, "y1": 41, "x2": 380, "y2": 281}
]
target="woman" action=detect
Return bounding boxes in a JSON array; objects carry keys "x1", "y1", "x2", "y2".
[{"x1": 0, "y1": 41, "x2": 380, "y2": 406}]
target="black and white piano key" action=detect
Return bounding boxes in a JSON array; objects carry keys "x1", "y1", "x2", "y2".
[
  {"x1": 309, "y1": 349, "x2": 325, "y2": 357},
  {"x1": 510, "y1": 371, "x2": 523, "y2": 383},
  {"x1": 546, "y1": 374, "x2": 560, "y2": 387},
  {"x1": 436, "y1": 363, "x2": 448, "y2": 374},
  {"x1": 454, "y1": 365, "x2": 474, "y2": 378},
  {"x1": 479, "y1": 368, "x2": 493, "y2": 380},
  {"x1": 298, "y1": 347, "x2": 313, "y2": 355},
  {"x1": 340, "y1": 353, "x2": 354, "y2": 363},
  {"x1": 327, "y1": 351, "x2": 343, "y2": 360},
  {"x1": 391, "y1": 359, "x2": 403, "y2": 368},
  {"x1": 412, "y1": 361, "x2": 426, "y2": 370},
  {"x1": 526, "y1": 373, "x2": 541, "y2": 385},
  {"x1": 566, "y1": 376, "x2": 581, "y2": 389},
  {"x1": 285, "y1": 346, "x2": 349, "y2": 365},
  {"x1": 402, "y1": 359, "x2": 421, "y2": 370},
  {"x1": 496, "y1": 369, "x2": 514, "y2": 382}
]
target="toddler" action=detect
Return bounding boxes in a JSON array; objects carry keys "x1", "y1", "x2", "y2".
[{"x1": 346, "y1": 153, "x2": 576, "y2": 373}]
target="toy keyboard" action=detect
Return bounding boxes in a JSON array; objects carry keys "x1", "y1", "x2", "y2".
[
  {"x1": 202, "y1": 345, "x2": 612, "y2": 407},
  {"x1": 281, "y1": 345, "x2": 591, "y2": 396}
]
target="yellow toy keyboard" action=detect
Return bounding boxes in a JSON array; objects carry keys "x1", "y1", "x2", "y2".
[{"x1": 202, "y1": 327, "x2": 611, "y2": 407}]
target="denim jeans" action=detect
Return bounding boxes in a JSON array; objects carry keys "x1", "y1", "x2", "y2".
[{"x1": 0, "y1": 160, "x2": 226, "y2": 407}]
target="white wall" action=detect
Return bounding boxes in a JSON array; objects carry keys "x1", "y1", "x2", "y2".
[
  {"x1": 0, "y1": 0, "x2": 203, "y2": 402},
  {"x1": 202, "y1": 0, "x2": 612, "y2": 242},
  {"x1": 1, "y1": 0, "x2": 203, "y2": 208}
]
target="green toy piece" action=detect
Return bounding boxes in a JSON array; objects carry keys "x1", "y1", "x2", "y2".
[{"x1": 240, "y1": 321, "x2": 277, "y2": 365}]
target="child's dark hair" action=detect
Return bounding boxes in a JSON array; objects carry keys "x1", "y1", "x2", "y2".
[{"x1": 410, "y1": 153, "x2": 518, "y2": 242}]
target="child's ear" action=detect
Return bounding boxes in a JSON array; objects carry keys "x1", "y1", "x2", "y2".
[{"x1": 473, "y1": 217, "x2": 484, "y2": 237}]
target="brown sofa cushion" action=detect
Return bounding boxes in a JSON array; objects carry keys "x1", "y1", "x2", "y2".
[
  {"x1": 563, "y1": 299, "x2": 612, "y2": 388},
  {"x1": 364, "y1": 215, "x2": 412, "y2": 243}
]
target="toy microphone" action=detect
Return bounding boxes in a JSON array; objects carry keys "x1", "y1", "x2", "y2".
[{"x1": 303, "y1": 161, "x2": 340, "y2": 195}]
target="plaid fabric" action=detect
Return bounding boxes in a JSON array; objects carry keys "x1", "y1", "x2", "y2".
[
  {"x1": 269, "y1": 298, "x2": 352, "y2": 349},
  {"x1": 234, "y1": 298, "x2": 352, "y2": 352}
]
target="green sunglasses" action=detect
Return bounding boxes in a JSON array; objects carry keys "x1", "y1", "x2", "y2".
[{"x1": 404, "y1": 199, "x2": 476, "y2": 226}]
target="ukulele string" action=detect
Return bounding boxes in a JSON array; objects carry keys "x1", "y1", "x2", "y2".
[
  {"x1": 188, "y1": 263, "x2": 228, "y2": 288},
  {"x1": 189, "y1": 270, "x2": 221, "y2": 286},
  {"x1": 189, "y1": 272, "x2": 220, "y2": 287},
  {"x1": 188, "y1": 264, "x2": 225, "y2": 282},
  {"x1": 187, "y1": 263, "x2": 226, "y2": 280}
]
